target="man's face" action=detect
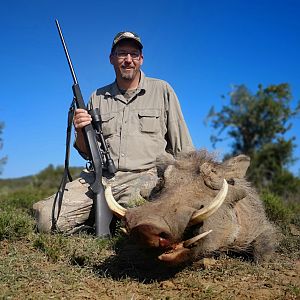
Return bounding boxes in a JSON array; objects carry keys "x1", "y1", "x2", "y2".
[{"x1": 110, "y1": 40, "x2": 143, "y2": 82}]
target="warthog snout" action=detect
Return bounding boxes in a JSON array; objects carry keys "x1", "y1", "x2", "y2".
[{"x1": 128, "y1": 223, "x2": 173, "y2": 248}]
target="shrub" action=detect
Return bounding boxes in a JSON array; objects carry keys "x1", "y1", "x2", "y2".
[
  {"x1": 33, "y1": 234, "x2": 67, "y2": 262},
  {"x1": 0, "y1": 188, "x2": 50, "y2": 210},
  {"x1": 261, "y1": 191, "x2": 293, "y2": 226},
  {"x1": 0, "y1": 208, "x2": 34, "y2": 240}
]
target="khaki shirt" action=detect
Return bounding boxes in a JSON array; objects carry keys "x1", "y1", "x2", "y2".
[{"x1": 77, "y1": 71, "x2": 194, "y2": 171}]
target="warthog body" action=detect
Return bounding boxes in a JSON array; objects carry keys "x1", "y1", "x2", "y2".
[{"x1": 106, "y1": 151, "x2": 277, "y2": 265}]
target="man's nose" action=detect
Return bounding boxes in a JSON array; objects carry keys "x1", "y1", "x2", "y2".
[{"x1": 124, "y1": 53, "x2": 133, "y2": 62}]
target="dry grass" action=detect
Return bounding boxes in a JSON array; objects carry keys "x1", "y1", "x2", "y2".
[
  {"x1": 0, "y1": 229, "x2": 299, "y2": 300},
  {"x1": 0, "y1": 181, "x2": 299, "y2": 299}
]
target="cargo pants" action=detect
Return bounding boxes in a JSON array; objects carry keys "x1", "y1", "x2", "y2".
[{"x1": 32, "y1": 167, "x2": 160, "y2": 234}]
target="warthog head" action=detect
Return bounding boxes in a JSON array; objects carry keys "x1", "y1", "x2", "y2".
[{"x1": 105, "y1": 151, "x2": 276, "y2": 265}]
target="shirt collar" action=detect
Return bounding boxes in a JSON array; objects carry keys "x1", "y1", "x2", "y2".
[{"x1": 105, "y1": 70, "x2": 146, "y2": 98}]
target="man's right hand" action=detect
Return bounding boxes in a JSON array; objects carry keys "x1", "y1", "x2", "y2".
[
  {"x1": 73, "y1": 109, "x2": 92, "y2": 154},
  {"x1": 73, "y1": 108, "x2": 92, "y2": 131}
]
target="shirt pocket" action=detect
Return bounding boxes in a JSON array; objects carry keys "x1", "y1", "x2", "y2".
[
  {"x1": 101, "y1": 113, "x2": 118, "y2": 137},
  {"x1": 138, "y1": 109, "x2": 160, "y2": 133}
]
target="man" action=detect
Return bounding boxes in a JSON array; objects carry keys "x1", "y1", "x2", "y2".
[{"x1": 33, "y1": 31, "x2": 194, "y2": 234}]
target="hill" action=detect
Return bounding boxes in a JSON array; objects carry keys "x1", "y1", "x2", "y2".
[{"x1": 0, "y1": 164, "x2": 83, "y2": 195}]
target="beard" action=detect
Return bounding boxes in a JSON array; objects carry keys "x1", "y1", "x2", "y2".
[{"x1": 119, "y1": 66, "x2": 139, "y2": 81}]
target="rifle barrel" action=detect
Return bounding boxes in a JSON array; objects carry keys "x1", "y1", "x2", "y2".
[
  {"x1": 55, "y1": 19, "x2": 114, "y2": 237},
  {"x1": 55, "y1": 19, "x2": 78, "y2": 85}
]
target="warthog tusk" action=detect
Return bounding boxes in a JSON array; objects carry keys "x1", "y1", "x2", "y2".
[
  {"x1": 183, "y1": 230, "x2": 212, "y2": 248},
  {"x1": 120, "y1": 227, "x2": 129, "y2": 235},
  {"x1": 104, "y1": 184, "x2": 127, "y2": 218},
  {"x1": 189, "y1": 179, "x2": 228, "y2": 225}
]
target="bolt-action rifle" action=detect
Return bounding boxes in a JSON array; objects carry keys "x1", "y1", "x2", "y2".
[{"x1": 54, "y1": 19, "x2": 116, "y2": 237}]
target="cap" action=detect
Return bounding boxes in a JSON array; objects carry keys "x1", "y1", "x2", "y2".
[{"x1": 111, "y1": 31, "x2": 143, "y2": 51}]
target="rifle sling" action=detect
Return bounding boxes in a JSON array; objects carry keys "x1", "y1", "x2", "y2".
[{"x1": 51, "y1": 99, "x2": 75, "y2": 232}]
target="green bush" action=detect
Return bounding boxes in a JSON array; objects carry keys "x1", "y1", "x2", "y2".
[
  {"x1": 0, "y1": 208, "x2": 34, "y2": 240},
  {"x1": 261, "y1": 191, "x2": 293, "y2": 226},
  {"x1": 0, "y1": 188, "x2": 53, "y2": 211},
  {"x1": 288, "y1": 202, "x2": 300, "y2": 227},
  {"x1": 33, "y1": 234, "x2": 67, "y2": 262}
]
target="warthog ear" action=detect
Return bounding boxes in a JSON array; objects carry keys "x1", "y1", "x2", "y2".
[
  {"x1": 199, "y1": 162, "x2": 224, "y2": 190},
  {"x1": 227, "y1": 185, "x2": 247, "y2": 205},
  {"x1": 223, "y1": 155, "x2": 250, "y2": 179}
]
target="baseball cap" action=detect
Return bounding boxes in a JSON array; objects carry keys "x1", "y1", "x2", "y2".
[{"x1": 111, "y1": 31, "x2": 143, "y2": 51}]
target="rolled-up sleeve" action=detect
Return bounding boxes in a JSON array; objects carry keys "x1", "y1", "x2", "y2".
[
  {"x1": 165, "y1": 83, "x2": 194, "y2": 155},
  {"x1": 74, "y1": 74, "x2": 194, "y2": 171}
]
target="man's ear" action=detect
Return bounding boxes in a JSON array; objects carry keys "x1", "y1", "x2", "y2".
[
  {"x1": 109, "y1": 53, "x2": 114, "y2": 65},
  {"x1": 139, "y1": 53, "x2": 144, "y2": 65}
]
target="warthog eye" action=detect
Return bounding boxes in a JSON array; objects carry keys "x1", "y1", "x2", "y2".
[
  {"x1": 227, "y1": 178, "x2": 235, "y2": 185},
  {"x1": 159, "y1": 232, "x2": 170, "y2": 239}
]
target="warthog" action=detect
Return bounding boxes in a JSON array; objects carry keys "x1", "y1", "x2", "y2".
[{"x1": 105, "y1": 151, "x2": 277, "y2": 265}]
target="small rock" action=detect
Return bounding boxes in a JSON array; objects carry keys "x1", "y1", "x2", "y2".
[
  {"x1": 160, "y1": 280, "x2": 176, "y2": 289},
  {"x1": 289, "y1": 224, "x2": 300, "y2": 236},
  {"x1": 284, "y1": 270, "x2": 298, "y2": 277},
  {"x1": 295, "y1": 260, "x2": 300, "y2": 272},
  {"x1": 264, "y1": 283, "x2": 272, "y2": 288},
  {"x1": 198, "y1": 258, "x2": 217, "y2": 269}
]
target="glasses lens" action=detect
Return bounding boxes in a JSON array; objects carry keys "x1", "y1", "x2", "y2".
[{"x1": 115, "y1": 51, "x2": 140, "y2": 59}]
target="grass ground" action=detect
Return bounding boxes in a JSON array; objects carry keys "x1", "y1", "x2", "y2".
[
  {"x1": 0, "y1": 178, "x2": 299, "y2": 299},
  {"x1": 0, "y1": 228, "x2": 299, "y2": 300}
]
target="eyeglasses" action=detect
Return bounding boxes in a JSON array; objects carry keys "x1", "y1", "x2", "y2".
[{"x1": 114, "y1": 50, "x2": 141, "y2": 60}]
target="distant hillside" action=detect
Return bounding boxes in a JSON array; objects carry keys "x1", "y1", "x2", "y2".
[{"x1": 0, "y1": 165, "x2": 83, "y2": 194}]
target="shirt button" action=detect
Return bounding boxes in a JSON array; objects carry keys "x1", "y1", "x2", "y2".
[{"x1": 121, "y1": 153, "x2": 125, "y2": 157}]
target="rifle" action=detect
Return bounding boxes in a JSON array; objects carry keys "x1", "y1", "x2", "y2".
[{"x1": 54, "y1": 19, "x2": 116, "y2": 237}]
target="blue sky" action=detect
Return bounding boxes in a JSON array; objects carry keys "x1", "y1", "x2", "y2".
[{"x1": 1, "y1": 0, "x2": 300, "y2": 178}]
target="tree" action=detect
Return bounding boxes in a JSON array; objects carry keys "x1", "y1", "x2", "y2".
[
  {"x1": 0, "y1": 122, "x2": 7, "y2": 175},
  {"x1": 207, "y1": 83, "x2": 300, "y2": 193}
]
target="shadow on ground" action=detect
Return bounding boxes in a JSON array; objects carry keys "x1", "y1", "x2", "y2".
[{"x1": 92, "y1": 240, "x2": 186, "y2": 283}]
